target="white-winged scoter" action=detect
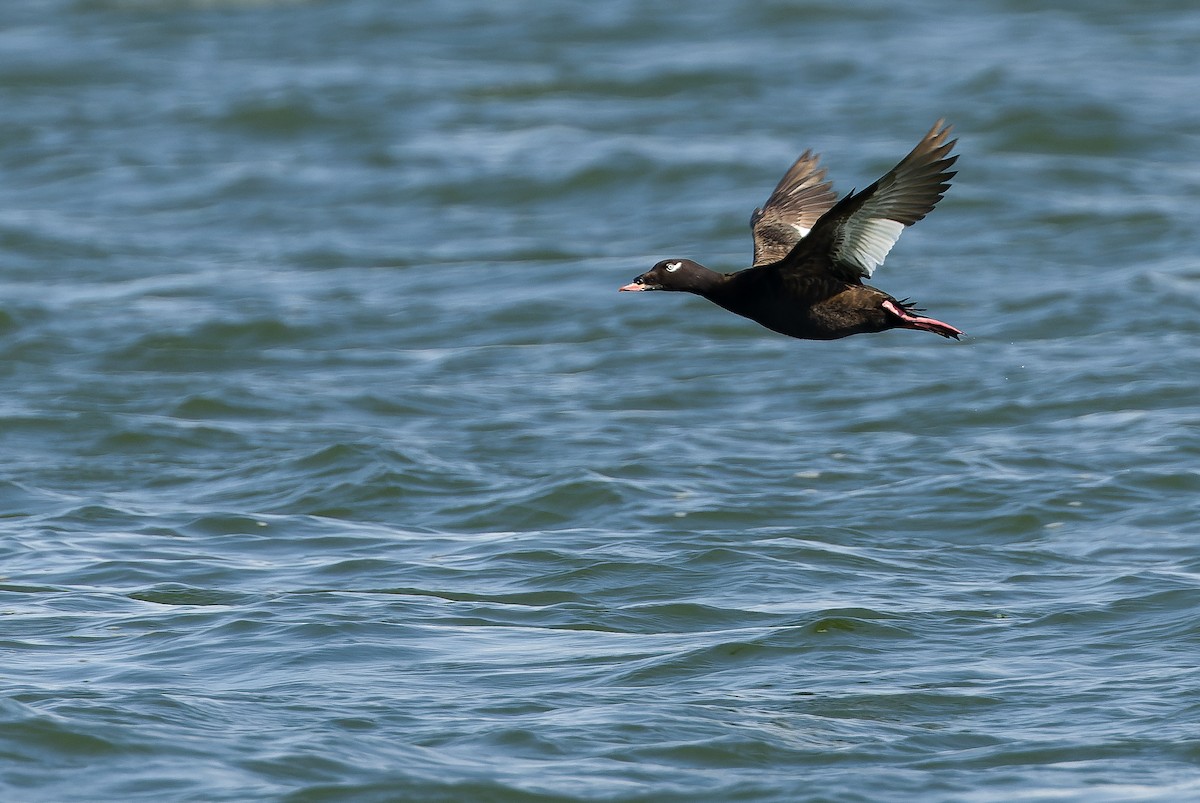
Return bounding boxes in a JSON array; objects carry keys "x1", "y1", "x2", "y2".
[{"x1": 620, "y1": 120, "x2": 962, "y2": 341}]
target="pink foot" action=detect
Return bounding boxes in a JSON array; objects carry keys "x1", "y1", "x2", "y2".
[{"x1": 882, "y1": 299, "x2": 963, "y2": 340}]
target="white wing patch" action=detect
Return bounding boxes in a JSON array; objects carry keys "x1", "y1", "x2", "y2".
[
  {"x1": 835, "y1": 218, "x2": 904, "y2": 277},
  {"x1": 790, "y1": 223, "x2": 812, "y2": 239}
]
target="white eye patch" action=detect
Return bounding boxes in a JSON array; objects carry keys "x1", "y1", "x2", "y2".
[{"x1": 665, "y1": 261, "x2": 682, "y2": 272}]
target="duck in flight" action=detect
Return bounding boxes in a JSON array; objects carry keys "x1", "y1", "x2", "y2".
[{"x1": 620, "y1": 120, "x2": 963, "y2": 341}]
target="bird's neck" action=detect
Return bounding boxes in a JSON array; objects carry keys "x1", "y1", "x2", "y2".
[{"x1": 683, "y1": 265, "x2": 731, "y2": 297}]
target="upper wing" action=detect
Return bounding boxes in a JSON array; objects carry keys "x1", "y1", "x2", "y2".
[
  {"x1": 748, "y1": 149, "x2": 838, "y2": 267},
  {"x1": 778, "y1": 120, "x2": 957, "y2": 282}
]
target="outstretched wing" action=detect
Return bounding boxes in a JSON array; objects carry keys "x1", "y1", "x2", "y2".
[
  {"x1": 779, "y1": 119, "x2": 957, "y2": 282},
  {"x1": 749, "y1": 149, "x2": 838, "y2": 267}
]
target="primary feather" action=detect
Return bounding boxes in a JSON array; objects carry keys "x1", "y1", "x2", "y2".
[
  {"x1": 780, "y1": 119, "x2": 958, "y2": 282},
  {"x1": 749, "y1": 149, "x2": 838, "y2": 267}
]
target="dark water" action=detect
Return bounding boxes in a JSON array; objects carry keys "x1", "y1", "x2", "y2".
[{"x1": 3, "y1": 0, "x2": 1200, "y2": 800}]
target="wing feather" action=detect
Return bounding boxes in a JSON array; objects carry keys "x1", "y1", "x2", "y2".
[
  {"x1": 774, "y1": 120, "x2": 957, "y2": 282},
  {"x1": 749, "y1": 149, "x2": 838, "y2": 267}
]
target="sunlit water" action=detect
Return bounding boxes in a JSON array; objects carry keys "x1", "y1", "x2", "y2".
[{"x1": 3, "y1": 1, "x2": 1200, "y2": 800}]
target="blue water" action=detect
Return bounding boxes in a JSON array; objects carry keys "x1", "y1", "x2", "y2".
[{"x1": 3, "y1": 1, "x2": 1200, "y2": 800}]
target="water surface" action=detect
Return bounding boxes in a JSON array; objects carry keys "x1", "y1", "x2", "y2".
[{"x1": 3, "y1": 1, "x2": 1200, "y2": 800}]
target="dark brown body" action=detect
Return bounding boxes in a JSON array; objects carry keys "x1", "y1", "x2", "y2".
[{"x1": 707, "y1": 269, "x2": 896, "y2": 341}]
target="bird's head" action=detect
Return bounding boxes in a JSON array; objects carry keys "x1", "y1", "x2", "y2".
[{"x1": 619, "y1": 259, "x2": 712, "y2": 293}]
